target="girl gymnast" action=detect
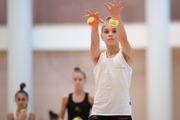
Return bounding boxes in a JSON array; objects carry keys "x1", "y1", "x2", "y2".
[
  {"x1": 58, "y1": 67, "x2": 94, "y2": 120},
  {"x1": 7, "y1": 83, "x2": 35, "y2": 120},
  {"x1": 84, "y1": 0, "x2": 134, "y2": 120}
]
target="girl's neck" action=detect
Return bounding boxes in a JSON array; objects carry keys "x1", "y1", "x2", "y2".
[
  {"x1": 73, "y1": 89, "x2": 84, "y2": 95},
  {"x1": 107, "y1": 46, "x2": 120, "y2": 55},
  {"x1": 106, "y1": 46, "x2": 120, "y2": 56}
]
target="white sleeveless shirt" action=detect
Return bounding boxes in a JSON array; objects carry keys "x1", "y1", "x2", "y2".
[
  {"x1": 13, "y1": 110, "x2": 30, "y2": 120},
  {"x1": 91, "y1": 50, "x2": 132, "y2": 115}
]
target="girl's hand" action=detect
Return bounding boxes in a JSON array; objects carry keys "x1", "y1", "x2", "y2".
[
  {"x1": 83, "y1": 8, "x2": 104, "y2": 24},
  {"x1": 104, "y1": 0, "x2": 124, "y2": 18},
  {"x1": 17, "y1": 112, "x2": 26, "y2": 120}
]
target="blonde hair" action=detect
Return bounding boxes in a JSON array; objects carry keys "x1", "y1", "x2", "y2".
[{"x1": 101, "y1": 16, "x2": 112, "y2": 33}]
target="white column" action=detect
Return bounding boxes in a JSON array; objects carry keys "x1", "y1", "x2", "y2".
[
  {"x1": 146, "y1": 0, "x2": 172, "y2": 120},
  {"x1": 7, "y1": 0, "x2": 33, "y2": 112}
]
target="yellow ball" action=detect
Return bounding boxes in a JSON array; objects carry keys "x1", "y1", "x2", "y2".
[
  {"x1": 109, "y1": 17, "x2": 119, "y2": 27},
  {"x1": 73, "y1": 117, "x2": 79, "y2": 120},
  {"x1": 20, "y1": 108, "x2": 26, "y2": 113}
]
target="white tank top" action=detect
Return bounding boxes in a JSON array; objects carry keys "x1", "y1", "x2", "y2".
[
  {"x1": 91, "y1": 50, "x2": 132, "y2": 115},
  {"x1": 13, "y1": 110, "x2": 30, "y2": 120}
]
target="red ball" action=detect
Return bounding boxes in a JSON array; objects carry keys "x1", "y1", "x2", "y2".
[{"x1": 87, "y1": 17, "x2": 97, "y2": 26}]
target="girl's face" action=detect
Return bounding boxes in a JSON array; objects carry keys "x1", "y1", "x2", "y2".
[
  {"x1": 73, "y1": 72, "x2": 85, "y2": 90},
  {"x1": 15, "y1": 93, "x2": 28, "y2": 109},
  {"x1": 101, "y1": 24, "x2": 119, "y2": 46}
]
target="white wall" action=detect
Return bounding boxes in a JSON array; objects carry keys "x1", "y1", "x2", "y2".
[{"x1": 0, "y1": 22, "x2": 180, "y2": 51}]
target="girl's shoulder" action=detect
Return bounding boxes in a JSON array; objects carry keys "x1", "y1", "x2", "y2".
[
  {"x1": 29, "y1": 112, "x2": 36, "y2": 120},
  {"x1": 98, "y1": 51, "x2": 106, "y2": 60},
  {"x1": 7, "y1": 112, "x2": 14, "y2": 120},
  {"x1": 87, "y1": 93, "x2": 94, "y2": 106},
  {"x1": 62, "y1": 94, "x2": 69, "y2": 99},
  {"x1": 62, "y1": 94, "x2": 69, "y2": 103},
  {"x1": 87, "y1": 93, "x2": 94, "y2": 98}
]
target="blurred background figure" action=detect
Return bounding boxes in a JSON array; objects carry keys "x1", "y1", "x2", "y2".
[
  {"x1": 59, "y1": 67, "x2": 93, "y2": 120},
  {"x1": 7, "y1": 83, "x2": 35, "y2": 120}
]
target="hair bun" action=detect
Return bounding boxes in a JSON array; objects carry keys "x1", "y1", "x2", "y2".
[
  {"x1": 74, "y1": 67, "x2": 80, "y2": 71},
  {"x1": 20, "y1": 83, "x2": 26, "y2": 91},
  {"x1": 105, "y1": 16, "x2": 112, "y2": 22},
  {"x1": 73, "y1": 67, "x2": 86, "y2": 79}
]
